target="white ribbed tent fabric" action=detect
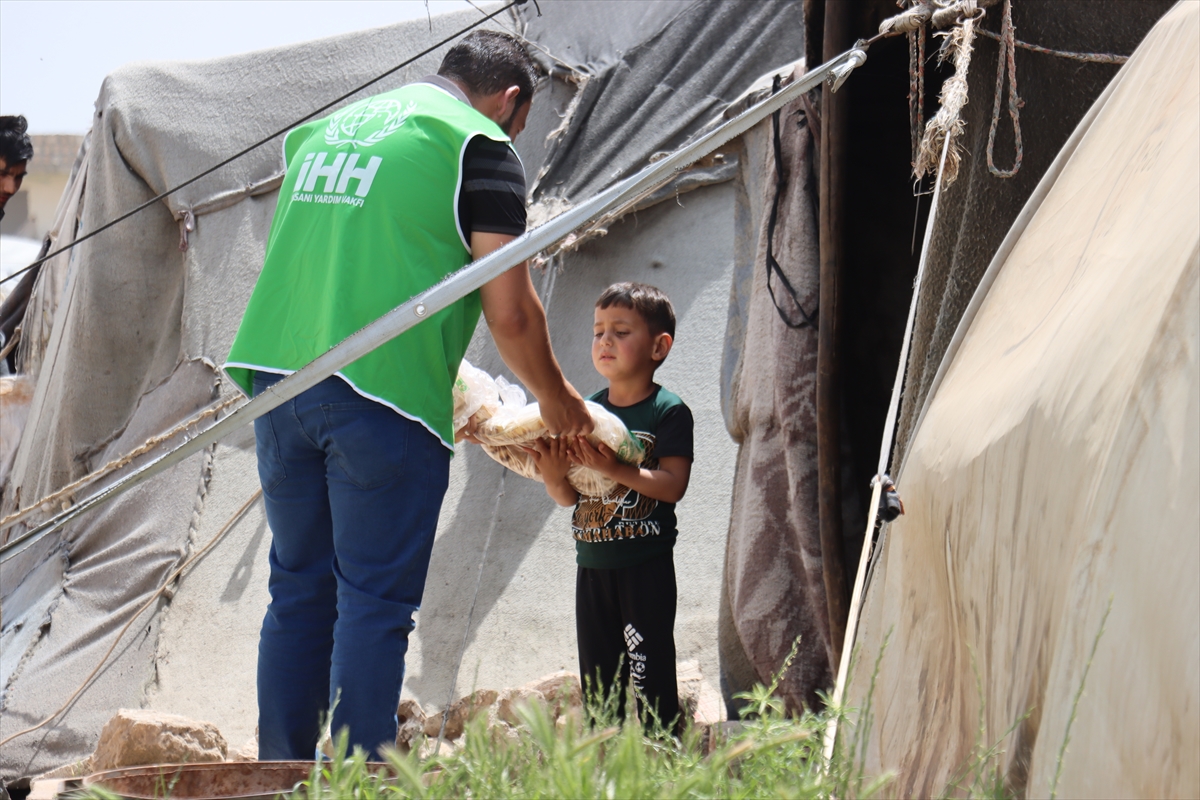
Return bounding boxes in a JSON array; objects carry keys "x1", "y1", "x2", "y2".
[{"x1": 845, "y1": 4, "x2": 1199, "y2": 797}]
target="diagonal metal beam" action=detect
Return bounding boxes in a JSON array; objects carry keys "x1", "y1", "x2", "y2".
[{"x1": 0, "y1": 42, "x2": 869, "y2": 565}]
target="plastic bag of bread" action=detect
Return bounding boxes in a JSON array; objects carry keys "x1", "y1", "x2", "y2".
[
  {"x1": 453, "y1": 361, "x2": 644, "y2": 496},
  {"x1": 452, "y1": 359, "x2": 501, "y2": 435}
]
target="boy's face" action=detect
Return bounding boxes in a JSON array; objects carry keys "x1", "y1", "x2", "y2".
[{"x1": 592, "y1": 304, "x2": 671, "y2": 383}]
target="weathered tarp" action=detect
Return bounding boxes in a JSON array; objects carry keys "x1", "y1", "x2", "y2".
[
  {"x1": 519, "y1": 0, "x2": 805, "y2": 206},
  {"x1": 719, "y1": 65, "x2": 832, "y2": 713},
  {"x1": 844, "y1": 4, "x2": 1199, "y2": 797},
  {"x1": 0, "y1": 1, "x2": 799, "y2": 780}
]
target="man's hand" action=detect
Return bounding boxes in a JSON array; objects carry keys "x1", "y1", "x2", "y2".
[
  {"x1": 540, "y1": 385, "x2": 592, "y2": 437},
  {"x1": 474, "y1": 231, "x2": 594, "y2": 439},
  {"x1": 454, "y1": 414, "x2": 483, "y2": 444}
]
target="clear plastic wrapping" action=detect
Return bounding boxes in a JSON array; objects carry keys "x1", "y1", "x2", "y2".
[{"x1": 453, "y1": 360, "x2": 644, "y2": 497}]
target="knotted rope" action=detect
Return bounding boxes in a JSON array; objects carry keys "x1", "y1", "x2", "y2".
[
  {"x1": 887, "y1": 0, "x2": 1130, "y2": 183},
  {"x1": 913, "y1": 4, "x2": 982, "y2": 185}
]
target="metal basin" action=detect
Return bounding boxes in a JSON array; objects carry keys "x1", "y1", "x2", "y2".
[{"x1": 83, "y1": 761, "x2": 320, "y2": 799}]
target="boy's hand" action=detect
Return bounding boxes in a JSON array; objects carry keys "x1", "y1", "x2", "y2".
[
  {"x1": 568, "y1": 436, "x2": 622, "y2": 477},
  {"x1": 523, "y1": 436, "x2": 573, "y2": 483},
  {"x1": 524, "y1": 436, "x2": 579, "y2": 507},
  {"x1": 455, "y1": 415, "x2": 483, "y2": 444}
]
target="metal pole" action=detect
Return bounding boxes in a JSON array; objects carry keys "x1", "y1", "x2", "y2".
[
  {"x1": 0, "y1": 44, "x2": 871, "y2": 565},
  {"x1": 817, "y1": 0, "x2": 855, "y2": 671}
]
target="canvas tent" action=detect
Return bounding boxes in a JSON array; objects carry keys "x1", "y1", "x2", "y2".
[
  {"x1": 717, "y1": 0, "x2": 1195, "y2": 795},
  {"x1": 0, "y1": 0, "x2": 805, "y2": 781},
  {"x1": 842, "y1": 4, "x2": 1199, "y2": 796},
  {"x1": 2, "y1": 0, "x2": 1196, "y2": 794}
]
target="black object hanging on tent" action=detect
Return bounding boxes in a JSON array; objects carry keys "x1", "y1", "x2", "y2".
[{"x1": 765, "y1": 73, "x2": 819, "y2": 330}]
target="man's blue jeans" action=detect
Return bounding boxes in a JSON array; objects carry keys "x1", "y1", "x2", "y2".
[{"x1": 252, "y1": 372, "x2": 450, "y2": 760}]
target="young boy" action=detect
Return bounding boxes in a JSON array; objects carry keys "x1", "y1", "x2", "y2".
[{"x1": 526, "y1": 282, "x2": 694, "y2": 733}]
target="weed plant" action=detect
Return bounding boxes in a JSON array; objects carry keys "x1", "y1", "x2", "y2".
[
  {"x1": 286, "y1": 639, "x2": 889, "y2": 799},
  {"x1": 75, "y1": 613, "x2": 1111, "y2": 800}
]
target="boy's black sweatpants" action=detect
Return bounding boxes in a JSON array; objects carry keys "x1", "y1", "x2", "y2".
[{"x1": 576, "y1": 551, "x2": 680, "y2": 733}]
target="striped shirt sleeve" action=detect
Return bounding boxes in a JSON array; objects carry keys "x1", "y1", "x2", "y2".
[{"x1": 458, "y1": 135, "x2": 527, "y2": 239}]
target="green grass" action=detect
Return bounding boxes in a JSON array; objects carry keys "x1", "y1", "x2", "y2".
[
  {"x1": 76, "y1": 615, "x2": 1113, "y2": 800},
  {"x1": 287, "y1": 639, "x2": 892, "y2": 800}
]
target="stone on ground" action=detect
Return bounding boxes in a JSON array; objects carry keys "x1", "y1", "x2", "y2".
[
  {"x1": 422, "y1": 688, "x2": 498, "y2": 740},
  {"x1": 496, "y1": 687, "x2": 547, "y2": 726},
  {"x1": 526, "y1": 671, "x2": 582, "y2": 717},
  {"x1": 91, "y1": 709, "x2": 227, "y2": 770},
  {"x1": 395, "y1": 698, "x2": 426, "y2": 751},
  {"x1": 231, "y1": 730, "x2": 258, "y2": 761},
  {"x1": 676, "y1": 659, "x2": 725, "y2": 725}
]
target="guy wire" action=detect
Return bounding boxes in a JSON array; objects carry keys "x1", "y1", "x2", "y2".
[{"x1": 0, "y1": 0, "x2": 523, "y2": 288}]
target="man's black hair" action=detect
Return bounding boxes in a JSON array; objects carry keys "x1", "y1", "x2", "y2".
[
  {"x1": 437, "y1": 30, "x2": 540, "y2": 108},
  {"x1": 0, "y1": 115, "x2": 34, "y2": 165}
]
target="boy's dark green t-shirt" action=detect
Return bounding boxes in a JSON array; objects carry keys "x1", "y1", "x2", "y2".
[{"x1": 573, "y1": 385, "x2": 694, "y2": 569}]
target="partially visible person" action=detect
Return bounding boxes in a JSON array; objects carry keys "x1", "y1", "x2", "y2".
[
  {"x1": 525, "y1": 282, "x2": 694, "y2": 737},
  {"x1": 223, "y1": 31, "x2": 593, "y2": 761},
  {"x1": 0, "y1": 115, "x2": 31, "y2": 222},
  {"x1": 0, "y1": 115, "x2": 36, "y2": 374}
]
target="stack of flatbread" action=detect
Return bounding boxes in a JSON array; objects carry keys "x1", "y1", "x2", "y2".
[{"x1": 453, "y1": 360, "x2": 644, "y2": 497}]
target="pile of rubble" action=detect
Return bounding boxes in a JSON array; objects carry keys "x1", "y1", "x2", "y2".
[
  {"x1": 398, "y1": 663, "x2": 724, "y2": 754},
  {"x1": 396, "y1": 671, "x2": 584, "y2": 756}
]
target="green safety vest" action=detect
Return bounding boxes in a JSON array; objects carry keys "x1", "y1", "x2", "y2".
[{"x1": 225, "y1": 83, "x2": 512, "y2": 448}]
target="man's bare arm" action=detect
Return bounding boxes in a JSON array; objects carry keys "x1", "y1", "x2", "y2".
[{"x1": 473, "y1": 232, "x2": 593, "y2": 436}]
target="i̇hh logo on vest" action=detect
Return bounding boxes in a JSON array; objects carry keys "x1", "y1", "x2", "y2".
[{"x1": 290, "y1": 98, "x2": 416, "y2": 208}]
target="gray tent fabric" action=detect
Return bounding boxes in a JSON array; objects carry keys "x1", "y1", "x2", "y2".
[
  {"x1": 0, "y1": 2, "x2": 803, "y2": 781},
  {"x1": 520, "y1": 0, "x2": 694, "y2": 74},
  {"x1": 519, "y1": 0, "x2": 804, "y2": 205},
  {"x1": 1, "y1": 362, "x2": 217, "y2": 776}
]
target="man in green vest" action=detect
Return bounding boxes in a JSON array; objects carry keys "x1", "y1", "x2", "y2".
[{"x1": 224, "y1": 30, "x2": 592, "y2": 760}]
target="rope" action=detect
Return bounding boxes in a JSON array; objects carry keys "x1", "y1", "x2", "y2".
[
  {"x1": 0, "y1": 489, "x2": 262, "y2": 750},
  {"x1": 913, "y1": 4, "x2": 981, "y2": 186},
  {"x1": 436, "y1": 468, "x2": 505, "y2": 750},
  {"x1": 765, "y1": 75, "x2": 818, "y2": 330},
  {"x1": 882, "y1": 0, "x2": 933, "y2": 36},
  {"x1": 0, "y1": 0, "x2": 525, "y2": 289},
  {"x1": 0, "y1": 395, "x2": 242, "y2": 538},
  {"x1": 892, "y1": 0, "x2": 1130, "y2": 185},
  {"x1": 822, "y1": 80, "x2": 957, "y2": 770},
  {"x1": 908, "y1": 22, "x2": 927, "y2": 168},
  {"x1": 975, "y1": 26, "x2": 1130, "y2": 65},
  {"x1": 986, "y1": 0, "x2": 1023, "y2": 178}
]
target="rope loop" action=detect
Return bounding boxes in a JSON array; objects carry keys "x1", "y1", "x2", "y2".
[{"x1": 986, "y1": 0, "x2": 1024, "y2": 178}]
